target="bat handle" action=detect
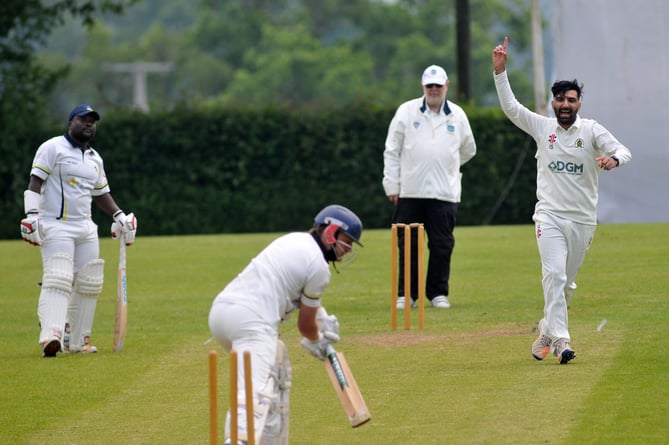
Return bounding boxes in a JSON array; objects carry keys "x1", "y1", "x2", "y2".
[
  {"x1": 119, "y1": 233, "x2": 126, "y2": 262},
  {"x1": 325, "y1": 343, "x2": 336, "y2": 356}
]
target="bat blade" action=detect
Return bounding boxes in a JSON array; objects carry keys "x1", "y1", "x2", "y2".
[
  {"x1": 113, "y1": 236, "x2": 127, "y2": 352},
  {"x1": 324, "y1": 344, "x2": 371, "y2": 428}
]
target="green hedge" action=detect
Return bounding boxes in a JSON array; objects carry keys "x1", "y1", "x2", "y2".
[{"x1": 1, "y1": 102, "x2": 536, "y2": 239}]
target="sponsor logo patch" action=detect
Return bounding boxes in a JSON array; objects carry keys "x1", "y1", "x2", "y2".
[{"x1": 549, "y1": 160, "x2": 584, "y2": 174}]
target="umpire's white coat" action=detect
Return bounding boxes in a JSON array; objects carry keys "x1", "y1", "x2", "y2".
[{"x1": 383, "y1": 96, "x2": 477, "y2": 203}]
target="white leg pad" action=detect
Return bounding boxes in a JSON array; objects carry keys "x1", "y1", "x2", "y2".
[
  {"x1": 74, "y1": 259, "x2": 105, "y2": 296},
  {"x1": 258, "y1": 340, "x2": 292, "y2": 445},
  {"x1": 41, "y1": 253, "x2": 75, "y2": 293},
  {"x1": 68, "y1": 259, "x2": 104, "y2": 351},
  {"x1": 38, "y1": 254, "x2": 74, "y2": 344}
]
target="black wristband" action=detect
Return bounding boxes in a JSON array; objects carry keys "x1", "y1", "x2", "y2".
[{"x1": 611, "y1": 156, "x2": 619, "y2": 166}]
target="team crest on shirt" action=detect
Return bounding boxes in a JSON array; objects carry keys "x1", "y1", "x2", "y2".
[
  {"x1": 413, "y1": 121, "x2": 420, "y2": 128},
  {"x1": 575, "y1": 138, "x2": 585, "y2": 149},
  {"x1": 548, "y1": 133, "x2": 557, "y2": 150},
  {"x1": 447, "y1": 124, "x2": 455, "y2": 133}
]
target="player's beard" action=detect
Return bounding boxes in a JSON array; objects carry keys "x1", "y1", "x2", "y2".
[
  {"x1": 73, "y1": 126, "x2": 96, "y2": 143},
  {"x1": 555, "y1": 107, "x2": 577, "y2": 127},
  {"x1": 425, "y1": 94, "x2": 444, "y2": 110}
]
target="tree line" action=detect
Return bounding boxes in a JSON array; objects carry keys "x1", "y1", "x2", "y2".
[{"x1": 36, "y1": 0, "x2": 536, "y2": 115}]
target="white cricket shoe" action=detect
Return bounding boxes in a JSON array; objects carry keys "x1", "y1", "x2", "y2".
[
  {"x1": 531, "y1": 319, "x2": 552, "y2": 360},
  {"x1": 431, "y1": 295, "x2": 451, "y2": 308},
  {"x1": 66, "y1": 344, "x2": 98, "y2": 354},
  {"x1": 396, "y1": 297, "x2": 418, "y2": 309},
  {"x1": 65, "y1": 335, "x2": 98, "y2": 354}
]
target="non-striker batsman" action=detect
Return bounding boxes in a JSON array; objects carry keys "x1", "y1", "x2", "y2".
[{"x1": 21, "y1": 104, "x2": 138, "y2": 357}]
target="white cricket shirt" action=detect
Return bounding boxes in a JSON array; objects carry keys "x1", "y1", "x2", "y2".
[
  {"x1": 213, "y1": 232, "x2": 330, "y2": 324},
  {"x1": 383, "y1": 96, "x2": 477, "y2": 203},
  {"x1": 494, "y1": 71, "x2": 631, "y2": 225},
  {"x1": 30, "y1": 135, "x2": 110, "y2": 221}
]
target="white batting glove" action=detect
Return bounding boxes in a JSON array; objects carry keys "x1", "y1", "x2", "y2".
[
  {"x1": 20, "y1": 214, "x2": 41, "y2": 246},
  {"x1": 316, "y1": 306, "x2": 340, "y2": 336},
  {"x1": 22, "y1": 190, "x2": 42, "y2": 246},
  {"x1": 111, "y1": 211, "x2": 138, "y2": 245},
  {"x1": 300, "y1": 331, "x2": 340, "y2": 361}
]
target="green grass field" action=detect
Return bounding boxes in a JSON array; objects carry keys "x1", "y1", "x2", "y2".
[{"x1": 1, "y1": 223, "x2": 667, "y2": 444}]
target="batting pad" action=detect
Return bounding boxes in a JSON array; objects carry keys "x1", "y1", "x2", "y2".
[
  {"x1": 38, "y1": 254, "x2": 74, "y2": 344},
  {"x1": 68, "y1": 259, "x2": 105, "y2": 350}
]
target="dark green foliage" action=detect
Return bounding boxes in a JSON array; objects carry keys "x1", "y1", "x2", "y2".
[
  {"x1": 40, "y1": 0, "x2": 535, "y2": 112},
  {"x1": 463, "y1": 107, "x2": 537, "y2": 225},
  {"x1": 2, "y1": 104, "x2": 536, "y2": 239}
]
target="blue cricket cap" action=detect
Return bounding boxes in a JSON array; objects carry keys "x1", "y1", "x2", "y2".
[{"x1": 68, "y1": 104, "x2": 100, "y2": 122}]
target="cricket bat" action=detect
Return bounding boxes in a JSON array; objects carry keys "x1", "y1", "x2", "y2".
[
  {"x1": 113, "y1": 234, "x2": 127, "y2": 352},
  {"x1": 324, "y1": 344, "x2": 371, "y2": 428}
]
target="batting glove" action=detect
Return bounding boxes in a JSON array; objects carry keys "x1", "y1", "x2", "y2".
[
  {"x1": 111, "y1": 211, "x2": 138, "y2": 245},
  {"x1": 22, "y1": 190, "x2": 42, "y2": 246},
  {"x1": 316, "y1": 307, "x2": 340, "y2": 336},
  {"x1": 20, "y1": 214, "x2": 41, "y2": 246},
  {"x1": 300, "y1": 331, "x2": 340, "y2": 361}
]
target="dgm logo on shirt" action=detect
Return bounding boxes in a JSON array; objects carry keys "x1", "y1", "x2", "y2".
[{"x1": 549, "y1": 160, "x2": 583, "y2": 175}]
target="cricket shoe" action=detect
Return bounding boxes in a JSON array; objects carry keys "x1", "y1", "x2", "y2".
[
  {"x1": 42, "y1": 337, "x2": 62, "y2": 358},
  {"x1": 553, "y1": 338, "x2": 575, "y2": 364},
  {"x1": 65, "y1": 344, "x2": 98, "y2": 354},
  {"x1": 431, "y1": 295, "x2": 450, "y2": 309},
  {"x1": 531, "y1": 319, "x2": 552, "y2": 360},
  {"x1": 65, "y1": 335, "x2": 98, "y2": 354},
  {"x1": 396, "y1": 297, "x2": 417, "y2": 310},
  {"x1": 223, "y1": 440, "x2": 247, "y2": 445}
]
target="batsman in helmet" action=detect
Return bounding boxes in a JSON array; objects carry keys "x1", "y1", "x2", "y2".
[{"x1": 208, "y1": 204, "x2": 363, "y2": 445}]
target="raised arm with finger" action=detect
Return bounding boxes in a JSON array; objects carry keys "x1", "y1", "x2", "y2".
[{"x1": 492, "y1": 36, "x2": 509, "y2": 74}]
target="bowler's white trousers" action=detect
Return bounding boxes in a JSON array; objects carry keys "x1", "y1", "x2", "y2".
[
  {"x1": 534, "y1": 212, "x2": 596, "y2": 341},
  {"x1": 208, "y1": 301, "x2": 279, "y2": 440}
]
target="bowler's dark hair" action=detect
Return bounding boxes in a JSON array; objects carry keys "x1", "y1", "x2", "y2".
[{"x1": 551, "y1": 79, "x2": 584, "y2": 99}]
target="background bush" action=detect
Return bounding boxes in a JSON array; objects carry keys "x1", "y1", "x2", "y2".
[{"x1": 1, "y1": 103, "x2": 536, "y2": 239}]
